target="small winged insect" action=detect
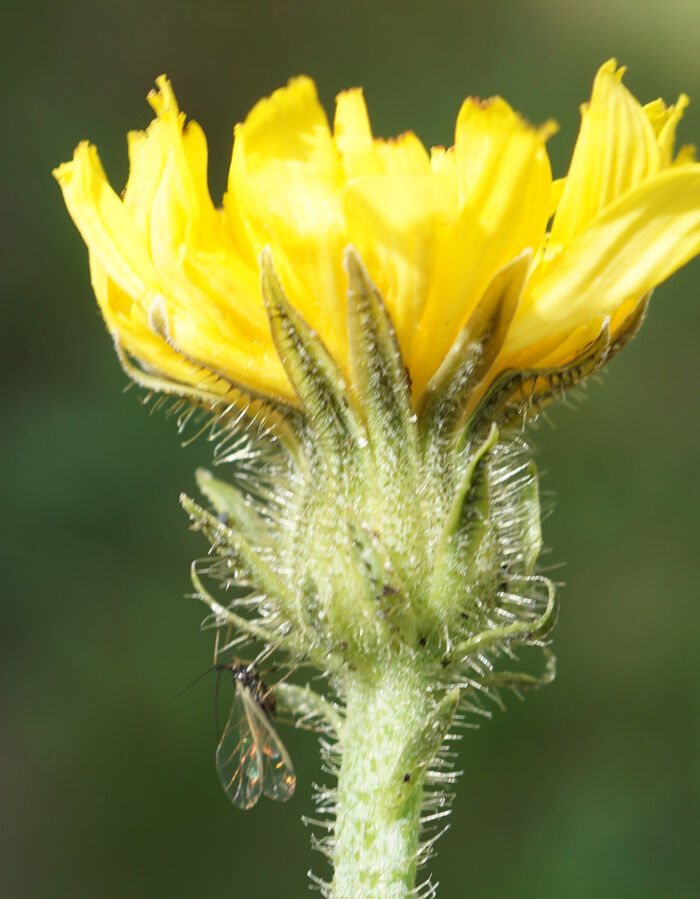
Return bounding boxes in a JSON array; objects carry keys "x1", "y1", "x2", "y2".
[{"x1": 214, "y1": 662, "x2": 296, "y2": 810}]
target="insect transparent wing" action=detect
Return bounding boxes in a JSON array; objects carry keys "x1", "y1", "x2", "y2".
[
  {"x1": 215, "y1": 686, "x2": 263, "y2": 809},
  {"x1": 246, "y1": 693, "x2": 296, "y2": 803}
]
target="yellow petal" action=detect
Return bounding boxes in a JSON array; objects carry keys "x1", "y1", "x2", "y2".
[
  {"x1": 409, "y1": 96, "x2": 553, "y2": 394},
  {"x1": 507, "y1": 166, "x2": 700, "y2": 358},
  {"x1": 122, "y1": 129, "x2": 165, "y2": 249},
  {"x1": 454, "y1": 96, "x2": 556, "y2": 216},
  {"x1": 55, "y1": 99, "x2": 289, "y2": 401},
  {"x1": 549, "y1": 177, "x2": 565, "y2": 217},
  {"x1": 550, "y1": 60, "x2": 660, "y2": 249},
  {"x1": 334, "y1": 88, "x2": 381, "y2": 177},
  {"x1": 88, "y1": 254, "x2": 217, "y2": 394},
  {"x1": 54, "y1": 142, "x2": 158, "y2": 302},
  {"x1": 429, "y1": 145, "x2": 450, "y2": 172},
  {"x1": 644, "y1": 93, "x2": 690, "y2": 167},
  {"x1": 145, "y1": 99, "x2": 268, "y2": 338},
  {"x1": 674, "y1": 144, "x2": 697, "y2": 166},
  {"x1": 55, "y1": 140, "x2": 201, "y2": 392},
  {"x1": 344, "y1": 172, "x2": 455, "y2": 355},
  {"x1": 137, "y1": 80, "x2": 290, "y2": 396},
  {"x1": 225, "y1": 76, "x2": 348, "y2": 369},
  {"x1": 375, "y1": 132, "x2": 432, "y2": 174}
]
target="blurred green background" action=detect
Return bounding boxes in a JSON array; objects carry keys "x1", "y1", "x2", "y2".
[{"x1": 2, "y1": 1, "x2": 699, "y2": 896}]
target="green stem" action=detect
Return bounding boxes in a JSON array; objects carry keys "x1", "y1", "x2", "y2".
[{"x1": 330, "y1": 660, "x2": 436, "y2": 899}]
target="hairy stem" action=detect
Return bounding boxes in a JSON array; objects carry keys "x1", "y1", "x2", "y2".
[{"x1": 330, "y1": 660, "x2": 438, "y2": 899}]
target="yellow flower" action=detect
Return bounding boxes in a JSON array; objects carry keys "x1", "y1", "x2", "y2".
[{"x1": 54, "y1": 60, "x2": 700, "y2": 409}]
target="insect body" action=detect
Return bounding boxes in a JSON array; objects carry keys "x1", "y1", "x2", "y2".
[{"x1": 215, "y1": 663, "x2": 296, "y2": 810}]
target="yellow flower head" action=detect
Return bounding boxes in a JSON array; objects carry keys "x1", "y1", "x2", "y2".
[{"x1": 54, "y1": 61, "x2": 700, "y2": 412}]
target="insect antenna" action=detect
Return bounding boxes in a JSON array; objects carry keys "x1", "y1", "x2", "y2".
[
  {"x1": 214, "y1": 665, "x2": 224, "y2": 741},
  {"x1": 249, "y1": 639, "x2": 286, "y2": 673},
  {"x1": 171, "y1": 664, "x2": 218, "y2": 700}
]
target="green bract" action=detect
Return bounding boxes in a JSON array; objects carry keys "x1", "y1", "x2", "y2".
[{"x1": 182, "y1": 248, "x2": 572, "y2": 897}]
